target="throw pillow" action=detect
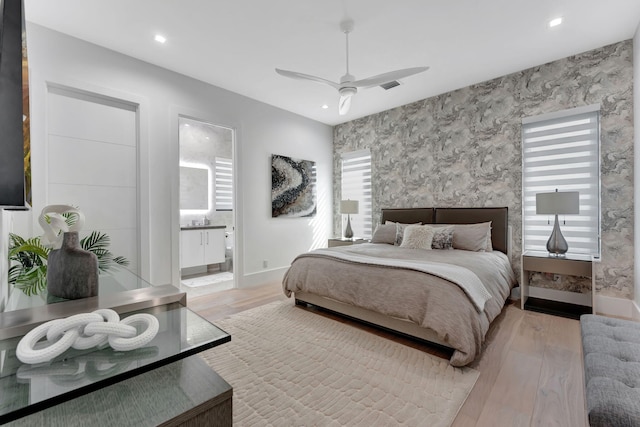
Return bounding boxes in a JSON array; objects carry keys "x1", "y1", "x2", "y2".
[
  {"x1": 431, "y1": 226, "x2": 454, "y2": 249},
  {"x1": 452, "y1": 222, "x2": 493, "y2": 252},
  {"x1": 400, "y1": 225, "x2": 435, "y2": 250},
  {"x1": 371, "y1": 224, "x2": 396, "y2": 244},
  {"x1": 385, "y1": 221, "x2": 421, "y2": 245}
]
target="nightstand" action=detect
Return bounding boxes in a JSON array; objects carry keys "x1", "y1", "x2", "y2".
[
  {"x1": 520, "y1": 250, "x2": 597, "y2": 319},
  {"x1": 328, "y1": 238, "x2": 367, "y2": 248}
]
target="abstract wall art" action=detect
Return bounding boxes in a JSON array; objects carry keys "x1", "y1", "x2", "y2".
[{"x1": 271, "y1": 154, "x2": 316, "y2": 218}]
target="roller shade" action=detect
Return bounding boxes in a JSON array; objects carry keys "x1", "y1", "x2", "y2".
[
  {"x1": 341, "y1": 150, "x2": 372, "y2": 239},
  {"x1": 522, "y1": 105, "x2": 600, "y2": 256},
  {"x1": 215, "y1": 157, "x2": 233, "y2": 211}
]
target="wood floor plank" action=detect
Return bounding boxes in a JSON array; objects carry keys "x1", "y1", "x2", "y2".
[
  {"x1": 474, "y1": 402, "x2": 531, "y2": 427},
  {"x1": 531, "y1": 345, "x2": 588, "y2": 427},
  {"x1": 476, "y1": 350, "x2": 542, "y2": 422},
  {"x1": 509, "y1": 310, "x2": 551, "y2": 357},
  {"x1": 455, "y1": 305, "x2": 523, "y2": 423},
  {"x1": 545, "y1": 314, "x2": 582, "y2": 351}
]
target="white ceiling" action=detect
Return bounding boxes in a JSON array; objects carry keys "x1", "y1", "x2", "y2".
[{"x1": 24, "y1": 0, "x2": 640, "y2": 126}]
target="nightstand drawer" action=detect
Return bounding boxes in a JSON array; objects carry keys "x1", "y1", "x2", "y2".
[{"x1": 523, "y1": 256, "x2": 592, "y2": 277}]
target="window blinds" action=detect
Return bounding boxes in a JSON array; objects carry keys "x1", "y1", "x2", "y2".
[
  {"x1": 522, "y1": 105, "x2": 600, "y2": 256},
  {"x1": 215, "y1": 157, "x2": 233, "y2": 211},
  {"x1": 341, "y1": 149, "x2": 372, "y2": 239}
]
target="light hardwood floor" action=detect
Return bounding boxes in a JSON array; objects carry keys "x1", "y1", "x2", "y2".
[{"x1": 188, "y1": 282, "x2": 589, "y2": 427}]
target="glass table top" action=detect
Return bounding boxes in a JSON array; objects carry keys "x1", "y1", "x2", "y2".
[
  {"x1": 4, "y1": 268, "x2": 155, "y2": 312},
  {"x1": 0, "y1": 302, "x2": 230, "y2": 424}
]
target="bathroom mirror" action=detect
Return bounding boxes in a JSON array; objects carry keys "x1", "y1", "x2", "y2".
[{"x1": 180, "y1": 166, "x2": 208, "y2": 210}]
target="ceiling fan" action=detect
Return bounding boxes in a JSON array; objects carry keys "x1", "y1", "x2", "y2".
[{"x1": 276, "y1": 19, "x2": 429, "y2": 116}]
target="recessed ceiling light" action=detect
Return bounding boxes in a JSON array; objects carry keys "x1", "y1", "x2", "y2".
[
  {"x1": 548, "y1": 17, "x2": 562, "y2": 28},
  {"x1": 155, "y1": 34, "x2": 167, "y2": 44},
  {"x1": 321, "y1": 104, "x2": 329, "y2": 109}
]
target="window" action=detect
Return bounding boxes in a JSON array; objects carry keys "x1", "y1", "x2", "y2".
[
  {"x1": 341, "y1": 149, "x2": 372, "y2": 239},
  {"x1": 522, "y1": 105, "x2": 600, "y2": 256},
  {"x1": 215, "y1": 157, "x2": 233, "y2": 211}
]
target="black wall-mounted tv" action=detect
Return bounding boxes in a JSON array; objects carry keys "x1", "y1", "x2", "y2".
[{"x1": 0, "y1": 0, "x2": 29, "y2": 209}]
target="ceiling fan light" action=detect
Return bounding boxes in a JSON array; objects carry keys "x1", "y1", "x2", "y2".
[
  {"x1": 338, "y1": 87, "x2": 356, "y2": 115},
  {"x1": 338, "y1": 95, "x2": 352, "y2": 115}
]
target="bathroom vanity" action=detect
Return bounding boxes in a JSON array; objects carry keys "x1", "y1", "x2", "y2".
[{"x1": 180, "y1": 225, "x2": 226, "y2": 269}]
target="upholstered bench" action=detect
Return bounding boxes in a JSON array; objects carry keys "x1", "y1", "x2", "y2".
[{"x1": 580, "y1": 314, "x2": 640, "y2": 427}]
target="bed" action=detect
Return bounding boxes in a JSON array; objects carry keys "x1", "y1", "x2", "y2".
[{"x1": 282, "y1": 207, "x2": 517, "y2": 366}]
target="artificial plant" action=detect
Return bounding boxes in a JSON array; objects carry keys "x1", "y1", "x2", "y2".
[{"x1": 8, "y1": 231, "x2": 129, "y2": 296}]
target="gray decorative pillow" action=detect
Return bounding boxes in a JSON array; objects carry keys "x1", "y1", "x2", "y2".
[
  {"x1": 431, "y1": 226, "x2": 454, "y2": 249},
  {"x1": 452, "y1": 222, "x2": 493, "y2": 252},
  {"x1": 399, "y1": 225, "x2": 434, "y2": 250},
  {"x1": 371, "y1": 224, "x2": 396, "y2": 244}
]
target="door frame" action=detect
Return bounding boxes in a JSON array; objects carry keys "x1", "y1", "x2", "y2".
[{"x1": 171, "y1": 107, "x2": 241, "y2": 290}]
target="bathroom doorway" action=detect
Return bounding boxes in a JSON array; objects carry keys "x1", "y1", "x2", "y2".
[{"x1": 178, "y1": 116, "x2": 235, "y2": 298}]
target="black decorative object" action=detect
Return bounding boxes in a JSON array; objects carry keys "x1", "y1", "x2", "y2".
[
  {"x1": 47, "y1": 232, "x2": 99, "y2": 300},
  {"x1": 271, "y1": 154, "x2": 316, "y2": 218},
  {"x1": 0, "y1": 0, "x2": 30, "y2": 208}
]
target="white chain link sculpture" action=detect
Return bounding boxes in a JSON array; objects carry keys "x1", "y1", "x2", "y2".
[{"x1": 16, "y1": 309, "x2": 159, "y2": 364}]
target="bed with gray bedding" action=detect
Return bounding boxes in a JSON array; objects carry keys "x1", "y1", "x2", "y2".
[{"x1": 282, "y1": 207, "x2": 517, "y2": 366}]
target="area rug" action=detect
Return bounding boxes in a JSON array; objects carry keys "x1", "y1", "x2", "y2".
[
  {"x1": 200, "y1": 301, "x2": 479, "y2": 426},
  {"x1": 181, "y1": 272, "x2": 233, "y2": 287}
]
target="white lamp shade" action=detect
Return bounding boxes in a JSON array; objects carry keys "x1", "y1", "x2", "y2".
[
  {"x1": 536, "y1": 191, "x2": 580, "y2": 215},
  {"x1": 340, "y1": 200, "x2": 359, "y2": 214}
]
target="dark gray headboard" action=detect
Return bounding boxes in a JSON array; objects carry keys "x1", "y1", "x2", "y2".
[
  {"x1": 381, "y1": 208, "x2": 434, "y2": 225},
  {"x1": 380, "y1": 207, "x2": 509, "y2": 254}
]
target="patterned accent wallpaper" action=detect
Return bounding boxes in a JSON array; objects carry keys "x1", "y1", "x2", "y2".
[{"x1": 334, "y1": 40, "x2": 633, "y2": 298}]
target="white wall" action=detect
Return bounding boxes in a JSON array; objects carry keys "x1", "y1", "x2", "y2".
[
  {"x1": 635, "y1": 23, "x2": 640, "y2": 312},
  {"x1": 22, "y1": 23, "x2": 334, "y2": 288}
]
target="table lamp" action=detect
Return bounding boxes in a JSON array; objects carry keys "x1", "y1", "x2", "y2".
[
  {"x1": 340, "y1": 200, "x2": 359, "y2": 239},
  {"x1": 536, "y1": 189, "x2": 579, "y2": 256}
]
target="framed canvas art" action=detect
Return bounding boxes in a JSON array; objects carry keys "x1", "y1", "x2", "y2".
[{"x1": 271, "y1": 154, "x2": 316, "y2": 218}]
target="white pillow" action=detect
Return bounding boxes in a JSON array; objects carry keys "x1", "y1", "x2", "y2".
[
  {"x1": 399, "y1": 225, "x2": 435, "y2": 250},
  {"x1": 385, "y1": 221, "x2": 421, "y2": 245}
]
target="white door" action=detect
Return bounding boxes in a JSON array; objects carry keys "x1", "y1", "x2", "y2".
[{"x1": 46, "y1": 86, "x2": 139, "y2": 273}]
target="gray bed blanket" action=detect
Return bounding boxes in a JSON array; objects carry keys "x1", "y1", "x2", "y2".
[
  {"x1": 305, "y1": 248, "x2": 492, "y2": 312},
  {"x1": 282, "y1": 243, "x2": 516, "y2": 366}
]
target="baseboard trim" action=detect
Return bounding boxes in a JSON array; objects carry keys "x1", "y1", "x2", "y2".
[
  {"x1": 594, "y1": 294, "x2": 639, "y2": 320},
  {"x1": 239, "y1": 267, "x2": 288, "y2": 288},
  {"x1": 632, "y1": 301, "x2": 640, "y2": 321}
]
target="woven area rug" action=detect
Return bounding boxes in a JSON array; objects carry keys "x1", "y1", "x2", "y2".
[
  {"x1": 181, "y1": 272, "x2": 233, "y2": 287},
  {"x1": 200, "y1": 301, "x2": 479, "y2": 426}
]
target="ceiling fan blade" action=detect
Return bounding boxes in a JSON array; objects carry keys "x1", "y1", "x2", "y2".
[
  {"x1": 338, "y1": 93, "x2": 353, "y2": 115},
  {"x1": 351, "y1": 66, "x2": 429, "y2": 88},
  {"x1": 275, "y1": 68, "x2": 340, "y2": 89}
]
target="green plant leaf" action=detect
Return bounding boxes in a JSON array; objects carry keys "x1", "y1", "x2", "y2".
[
  {"x1": 11, "y1": 265, "x2": 47, "y2": 296},
  {"x1": 113, "y1": 256, "x2": 130, "y2": 267},
  {"x1": 81, "y1": 231, "x2": 110, "y2": 252},
  {"x1": 8, "y1": 230, "x2": 129, "y2": 295}
]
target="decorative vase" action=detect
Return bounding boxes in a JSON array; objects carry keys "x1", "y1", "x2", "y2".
[{"x1": 47, "y1": 231, "x2": 99, "y2": 299}]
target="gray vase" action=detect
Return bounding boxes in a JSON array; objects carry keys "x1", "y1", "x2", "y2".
[{"x1": 47, "y1": 232, "x2": 99, "y2": 300}]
